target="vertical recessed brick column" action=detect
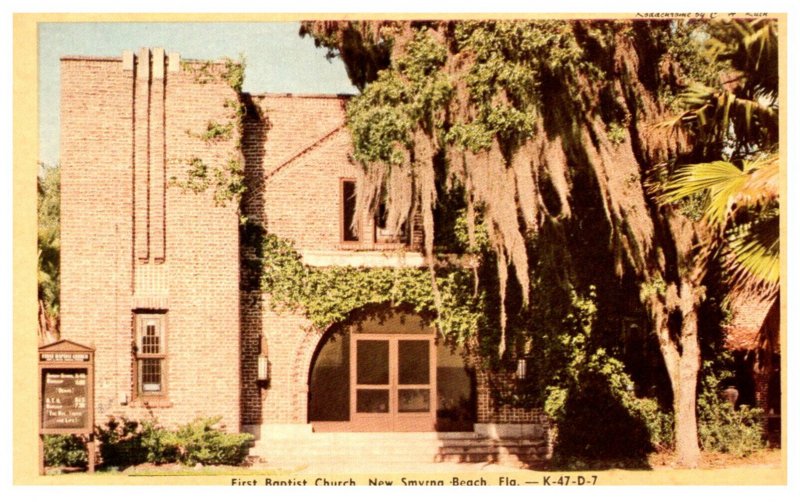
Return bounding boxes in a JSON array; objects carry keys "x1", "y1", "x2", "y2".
[
  {"x1": 150, "y1": 48, "x2": 166, "y2": 262},
  {"x1": 134, "y1": 48, "x2": 151, "y2": 262},
  {"x1": 121, "y1": 50, "x2": 136, "y2": 398}
]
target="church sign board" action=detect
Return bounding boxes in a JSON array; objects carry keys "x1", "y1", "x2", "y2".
[{"x1": 38, "y1": 340, "x2": 96, "y2": 473}]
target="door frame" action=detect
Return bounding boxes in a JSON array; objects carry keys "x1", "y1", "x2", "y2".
[{"x1": 349, "y1": 331, "x2": 437, "y2": 432}]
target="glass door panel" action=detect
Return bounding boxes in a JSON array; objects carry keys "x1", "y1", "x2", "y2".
[
  {"x1": 398, "y1": 340, "x2": 430, "y2": 384},
  {"x1": 356, "y1": 340, "x2": 389, "y2": 384},
  {"x1": 398, "y1": 389, "x2": 430, "y2": 412},
  {"x1": 356, "y1": 389, "x2": 390, "y2": 413}
]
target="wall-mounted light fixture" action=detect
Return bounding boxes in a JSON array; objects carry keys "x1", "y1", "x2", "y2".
[{"x1": 257, "y1": 355, "x2": 270, "y2": 382}]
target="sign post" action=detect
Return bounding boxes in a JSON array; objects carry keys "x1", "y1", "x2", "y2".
[{"x1": 38, "y1": 340, "x2": 96, "y2": 475}]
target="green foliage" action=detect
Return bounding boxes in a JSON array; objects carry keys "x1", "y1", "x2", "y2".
[
  {"x1": 664, "y1": 21, "x2": 730, "y2": 87},
  {"x1": 699, "y1": 403, "x2": 766, "y2": 456},
  {"x1": 259, "y1": 233, "x2": 483, "y2": 345},
  {"x1": 96, "y1": 416, "x2": 147, "y2": 467},
  {"x1": 173, "y1": 57, "x2": 247, "y2": 207},
  {"x1": 96, "y1": 416, "x2": 253, "y2": 467},
  {"x1": 452, "y1": 209, "x2": 490, "y2": 253},
  {"x1": 639, "y1": 275, "x2": 667, "y2": 301},
  {"x1": 216, "y1": 158, "x2": 246, "y2": 205},
  {"x1": 299, "y1": 21, "x2": 395, "y2": 90},
  {"x1": 697, "y1": 360, "x2": 766, "y2": 457},
  {"x1": 173, "y1": 417, "x2": 253, "y2": 466},
  {"x1": 173, "y1": 157, "x2": 210, "y2": 193},
  {"x1": 346, "y1": 28, "x2": 452, "y2": 165},
  {"x1": 636, "y1": 397, "x2": 675, "y2": 449},
  {"x1": 181, "y1": 60, "x2": 215, "y2": 85},
  {"x1": 507, "y1": 287, "x2": 674, "y2": 464},
  {"x1": 659, "y1": 19, "x2": 780, "y2": 301},
  {"x1": 606, "y1": 121, "x2": 627, "y2": 146},
  {"x1": 344, "y1": 20, "x2": 614, "y2": 163},
  {"x1": 661, "y1": 156, "x2": 780, "y2": 291},
  {"x1": 43, "y1": 434, "x2": 87, "y2": 468},
  {"x1": 171, "y1": 156, "x2": 245, "y2": 207},
  {"x1": 189, "y1": 120, "x2": 235, "y2": 142},
  {"x1": 222, "y1": 56, "x2": 246, "y2": 93},
  {"x1": 139, "y1": 422, "x2": 180, "y2": 464},
  {"x1": 37, "y1": 163, "x2": 60, "y2": 339},
  {"x1": 181, "y1": 56, "x2": 245, "y2": 92},
  {"x1": 450, "y1": 20, "x2": 599, "y2": 154}
]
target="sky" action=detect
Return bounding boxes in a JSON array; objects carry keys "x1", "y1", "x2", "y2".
[{"x1": 38, "y1": 22, "x2": 358, "y2": 165}]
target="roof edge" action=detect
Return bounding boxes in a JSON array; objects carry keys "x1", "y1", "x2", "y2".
[
  {"x1": 245, "y1": 92, "x2": 355, "y2": 100},
  {"x1": 60, "y1": 55, "x2": 123, "y2": 62}
]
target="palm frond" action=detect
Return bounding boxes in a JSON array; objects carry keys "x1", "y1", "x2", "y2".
[
  {"x1": 725, "y1": 210, "x2": 780, "y2": 295},
  {"x1": 707, "y1": 19, "x2": 778, "y2": 99},
  {"x1": 661, "y1": 160, "x2": 747, "y2": 226},
  {"x1": 660, "y1": 155, "x2": 778, "y2": 226},
  {"x1": 681, "y1": 84, "x2": 776, "y2": 145}
]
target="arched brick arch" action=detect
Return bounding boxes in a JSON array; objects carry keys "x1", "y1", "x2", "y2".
[
  {"x1": 288, "y1": 307, "x2": 438, "y2": 425},
  {"x1": 290, "y1": 322, "x2": 329, "y2": 424}
]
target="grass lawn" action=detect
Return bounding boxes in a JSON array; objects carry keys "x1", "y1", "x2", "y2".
[{"x1": 44, "y1": 448, "x2": 783, "y2": 479}]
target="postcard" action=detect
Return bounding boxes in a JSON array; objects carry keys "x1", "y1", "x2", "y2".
[{"x1": 12, "y1": 10, "x2": 788, "y2": 488}]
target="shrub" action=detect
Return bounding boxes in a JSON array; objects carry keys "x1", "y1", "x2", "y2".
[
  {"x1": 95, "y1": 416, "x2": 147, "y2": 467},
  {"x1": 699, "y1": 403, "x2": 765, "y2": 456},
  {"x1": 533, "y1": 289, "x2": 675, "y2": 467},
  {"x1": 95, "y1": 416, "x2": 253, "y2": 468},
  {"x1": 697, "y1": 360, "x2": 767, "y2": 457},
  {"x1": 140, "y1": 421, "x2": 179, "y2": 464},
  {"x1": 633, "y1": 397, "x2": 674, "y2": 451},
  {"x1": 174, "y1": 417, "x2": 253, "y2": 466},
  {"x1": 546, "y1": 367, "x2": 657, "y2": 468},
  {"x1": 43, "y1": 434, "x2": 87, "y2": 468}
]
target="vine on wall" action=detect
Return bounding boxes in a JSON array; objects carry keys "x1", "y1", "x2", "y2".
[
  {"x1": 259, "y1": 233, "x2": 484, "y2": 347},
  {"x1": 170, "y1": 57, "x2": 248, "y2": 207}
]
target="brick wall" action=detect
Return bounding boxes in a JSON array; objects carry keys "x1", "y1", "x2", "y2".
[
  {"x1": 475, "y1": 370, "x2": 549, "y2": 424},
  {"x1": 60, "y1": 51, "x2": 241, "y2": 431},
  {"x1": 61, "y1": 55, "x2": 136, "y2": 426}
]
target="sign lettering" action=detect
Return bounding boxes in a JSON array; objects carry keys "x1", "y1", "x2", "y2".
[{"x1": 41, "y1": 369, "x2": 89, "y2": 430}]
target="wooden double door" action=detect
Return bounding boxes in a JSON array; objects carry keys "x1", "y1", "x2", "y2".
[{"x1": 349, "y1": 333, "x2": 436, "y2": 432}]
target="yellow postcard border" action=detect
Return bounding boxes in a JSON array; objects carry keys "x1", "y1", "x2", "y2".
[{"x1": 13, "y1": 11, "x2": 789, "y2": 486}]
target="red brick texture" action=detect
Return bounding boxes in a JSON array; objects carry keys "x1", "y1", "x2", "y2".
[{"x1": 61, "y1": 51, "x2": 241, "y2": 431}]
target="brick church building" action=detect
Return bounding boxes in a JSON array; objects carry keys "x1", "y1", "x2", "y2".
[{"x1": 60, "y1": 48, "x2": 552, "y2": 464}]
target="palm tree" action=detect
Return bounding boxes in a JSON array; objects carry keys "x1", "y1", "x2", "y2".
[
  {"x1": 661, "y1": 19, "x2": 778, "y2": 297},
  {"x1": 659, "y1": 19, "x2": 779, "y2": 373}
]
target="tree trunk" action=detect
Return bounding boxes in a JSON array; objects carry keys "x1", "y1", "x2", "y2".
[
  {"x1": 673, "y1": 311, "x2": 701, "y2": 468},
  {"x1": 651, "y1": 282, "x2": 702, "y2": 468},
  {"x1": 657, "y1": 325, "x2": 701, "y2": 467}
]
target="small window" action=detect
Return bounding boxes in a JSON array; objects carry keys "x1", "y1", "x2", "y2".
[
  {"x1": 135, "y1": 314, "x2": 167, "y2": 398},
  {"x1": 341, "y1": 179, "x2": 360, "y2": 242}
]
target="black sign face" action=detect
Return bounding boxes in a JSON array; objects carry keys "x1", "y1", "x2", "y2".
[{"x1": 41, "y1": 369, "x2": 89, "y2": 430}]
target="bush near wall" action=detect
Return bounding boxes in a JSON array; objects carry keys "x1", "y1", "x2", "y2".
[
  {"x1": 697, "y1": 363, "x2": 767, "y2": 457},
  {"x1": 95, "y1": 416, "x2": 253, "y2": 468},
  {"x1": 43, "y1": 434, "x2": 88, "y2": 468}
]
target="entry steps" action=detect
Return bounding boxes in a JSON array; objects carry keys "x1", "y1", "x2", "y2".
[{"x1": 248, "y1": 431, "x2": 549, "y2": 467}]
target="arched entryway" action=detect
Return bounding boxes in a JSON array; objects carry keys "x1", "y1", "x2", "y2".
[{"x1": 308, "y1": 309, "x2": 475, "y2": 432}]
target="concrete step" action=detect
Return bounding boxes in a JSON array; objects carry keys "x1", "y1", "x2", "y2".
[
  {"x1": 249, "y1": 436, "x2": 549, "y2": 466},
  {"x1": 251, "y1": 452, "x2": 541, "y2": 467},
  {"x1": 252, "y1": 442, "x2": 546, "y2": 452},
  {"x1": 252, "y1": 441, "x2": 546, "y2": 450}
]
